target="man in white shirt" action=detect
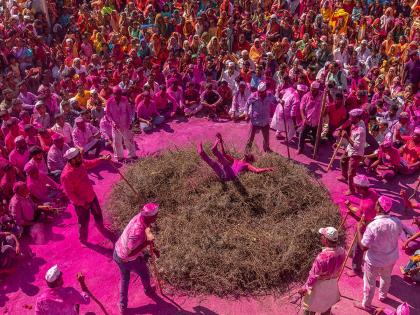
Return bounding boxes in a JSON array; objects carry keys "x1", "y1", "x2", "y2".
[
  {"x1": 354, "y1": 196, "x2": 402, "y2": 312},
  {"x1": 50, "y1": 113, "x2": 73, "y2": 145},
  {"x1": 333, "y1": 40, "x2": 349, "y2": 66},
  {"x1": 238, "y1": 50, "x2": 256, "y2": 71},
  {"x1": 220, "y1": 61, "x2": 240, "y2": 93},
  {"x1": 339, "y1": 109, "x2": 366, "y2": 195},
  {"x1": 355, "y1": 40, "x2": 371, "y2": 66}
]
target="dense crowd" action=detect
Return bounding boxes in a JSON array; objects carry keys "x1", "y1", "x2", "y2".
[{"x1": 0, "y1": 0, "x2": 419, "y2": 313}]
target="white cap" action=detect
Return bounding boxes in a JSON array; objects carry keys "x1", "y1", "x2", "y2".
[
  {"x1": 319, "y1": 227, "x2": 338, "y2": 242},
  {"x1": 257, "y1": 82, "x2": 267, "y2": 92},
  {"x1": 353, "y1": 175, "x2": 370, "y2": 187},
  {"x1": 45, "y1": 265, "x2": 61, "y2": 283},
  {"x1": 64, "y1": 147, "x2": 80, "y2": 160},
  {"x1": 227, "y1": 61, "x2": 235, "y2": 67},
  {"x1": 349, "y1": 108, "x2": 363, "y2": 117},
  {"x1": 311, "y1": 81, "x2": 320, "y2": 89}
]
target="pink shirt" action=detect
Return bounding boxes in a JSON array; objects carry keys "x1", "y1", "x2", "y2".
[
  {"x1": 26, "y1": 158, "x2": 48, "y2": 175},
  {"x1": 9, "y1": 149, "x2": 30, "y2": 172},
  {"x1": 356, "y1": 189, "x2": 378, "y2": 223},
  {"x1": 61, "y1": 159, "x2": 102, "y2": 206},
  {"x1": 27, "y1": 173, "x2": 59, "y2": 203},
  {"x1": 106, "y1": 96, "x2": 133, "y2": 130},
  {"x1": 300, "y1": 92, "x2": 323, "y2": 127},
  {"x1": 47, "y1": 144, "x2": 71, "y2": 172},
  {"x1": 9, "y1": 194, "x2": 35, "y2": 225},
  {"x1": 361, "y1": 215, "x2": 402, "y2": 267},
  {"x1": 377, "y1": 147, "x2": 401, "y2": 167},
  {"x1": 72, "y1": 123, "x2": 98, "y2": 149},
  {"x1": 35, "y1": 287, "x2": 89, "y2": 315},
  {"x1": 136, "y1": 100, "x2": 159, "y2": 120},
  {"x1": 305, "y1": 247, "x2": 346, "y2": 289},
  {"x1": 115, "y1": 213, "x2": 148, "y2": 262}
]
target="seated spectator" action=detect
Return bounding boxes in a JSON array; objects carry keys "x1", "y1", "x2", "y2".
[
  {"x1": 136, "y1": 91, "x2": 165, "y2": 132},
  {"x1": 32, "y1": 102, "x2": 51, "y2": 129},
  {"x1": 399, "y1": 127, "x2": 420, "y2": 175},
  {"x1": 0, "y1": 230, "x2": 20, "y2": 275},
  {"x1": 24, "y1": 125, "x2": 40, "y2": 147},
  {"x1": 9, "y1": 181, "x2": 38, "y2": 227},
  {"x1": 0, "y1": 162, "x2": 17, "y2": 201},
  {"x1": 154, "y1": 85, "x2": 177, "y2": 117},
  {"x1": 61, "y1": 100, "x2": 79, "y2": 126},
  {"x1": 400, "y1": 250, "x2": 420, "y2": 282},
  {"x1": 50, "y1": 113, "x2": 73, "y2": 145},
  {"x1": 200, "y1": 83, "x2": 223, "y2": 121},
  {"x1": 9, "y1": 136, "x2": 30, "y2": 176},
  {"x1": 5, "y1": 118, "x2": 22, "y2": 153},
  {"x1": 184, "y1": 82, "x2": 202, "y2": 117},
  {"x1": 72, "y1": 117, "x2": 102, "y2": 157},
  {"x1": 38, "y1": 129, "x2": 54, "y2": 152},
  {"x1": 217, "y1": 80, "x2": 233, "y2": 117},
  {"x1": 26, "y1": 146, "x2": 49, "y2": 177},
  {"x1": 24, "y1": 164, "x2": 62, "y2": 204},
  {"x1": 366, "y1": 141, "x2": 401, "y2": 181},
  {"x1": 229, "y1": 81, "x2": 250, "y2": 120},
  {"x1": 91, "y1": 102, "x2": 105, "y2": 127},
  {"x1": 47, "y1": 134, "x2": 71, "y2": 178}
]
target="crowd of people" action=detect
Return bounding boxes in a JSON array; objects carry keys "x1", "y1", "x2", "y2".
[{"x1": 0, "y1": 0, "x2": 419, "y2": 313}]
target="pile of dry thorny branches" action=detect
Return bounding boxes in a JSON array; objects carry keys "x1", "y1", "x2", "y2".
[{"x1": 107, "y1": 146, "x2": 343, "y2": 297}]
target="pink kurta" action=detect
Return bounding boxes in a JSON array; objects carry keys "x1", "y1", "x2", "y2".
[{"x1": 35, "y1": 287, "x2": 89, "y2": 315}]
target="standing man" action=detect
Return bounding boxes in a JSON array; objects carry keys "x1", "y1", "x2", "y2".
[
  {"x1": 114, "y1": 203, "x2": 160, "y2": 315},
  {"x1": 345, "y1": 175, "x2": 378, "y2": 275},
  {"x1": 245, "y1": 82, "x2": 277, "y2": 153},
  {"x1": 299, "y1": 227, "x2": 345, "y2": 315},
  {"x1": 354, "y1": 196, "x2": 402, "y2": 312},
  {"x1": 339, "y1": 109, "x2": 366, "y2": 195},
  {"x1": 298, "y1": 81, "x2": 323, "y2": 155},
  {"x1": 35, "y1": 265, "x2": 90, "y2": 315},
  {"x1": 60, "y1": 148, "x2": 114, "y2": 245},
  {"x1": 106, "y1": 86, "x2": 137, "y2": 162}
]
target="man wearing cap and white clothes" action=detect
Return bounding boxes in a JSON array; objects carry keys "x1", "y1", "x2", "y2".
[
  {"x1": 47, "y1": 134, "x2": 71, "y2": 176},
  {"x1": 35, "y1": 264, "x2": 90, "y2": 315},
  {"x1": 229, "y1": 81, "x2": 251, "y2": 120},
  {"x1": 114, "y1": 203, "x2": 160, "y2": 314},
  {"x1": 271, "y1": 84, "x2": 307, "y2": 141},
  {"x1": 60, "y1": 148, "x2": 114, "y2": 244},
  {"x1": 220, "y1": 61, "x2": 240, "y2": 93},
  {"x1": 299, "y1": 227, "x2": 345, "y2": 315},
  {"x1": 72, "y1": 117, "x2": 102, "y2": 158},
  {"x1": 345, "y1": 175, "x2": 378, "y2": 274},
  {"x1": 354, "y1": 196, "x2": 402, "y2": 312},
  {"x1": 339, "y1": 108, "x2": 366, "y2": 195},
  {"x1": 245, "y1": 82, "x2": 277, "y2": 153},
  {"x1": 298, "y1": 81, "x2": 323, "y2": 154},
  {"x1": 106, "y1": 86, "x2": 137, "y2": 162}
]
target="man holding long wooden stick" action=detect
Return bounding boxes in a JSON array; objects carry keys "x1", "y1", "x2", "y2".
[
  {"x1": 353, "y1": 196, "x2": 402, "y2": 312},
  {"x1": 113, "y1": 203, "x2": 160, "y2": 315},
  {"x1": 338, "y1": 109, "x2": 366, "y2": 195},
  {"x1": 344, "y1": 175, "x2": 378, "y2": 276},
  {"x1": 299, "y1": 227, "x2": 345, "y2": 315},
  {"x1": 297, "y1": 81, "x2": 323, "y2": 155}
]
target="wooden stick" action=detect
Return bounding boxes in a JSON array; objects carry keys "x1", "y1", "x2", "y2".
[
  {"x1": 338, "y1": 230, "x2": 358, "y2": 281},
  {"x1": 338, "y1": 211, "x2": 349, "y2": 232},
  {"x1": 409, "y1": 179, "x2": 420, "y2": 200},
  {"x1": 280, "y1": 101, "x2": 291, "y2": 160},
  {"x1": 327, "y1": 136, "x2": 344, "y2": 171},
  {"x1": 312, "y1": 89, "x2": 328, "y2": 159},
  {"x1": 82, "y1": 280, "x2": 110, "y2": 315},
  {"x1": 109, "y1": 163, "x2": 139, "y2": 196},
  {"x1": 149, "y1": 242, "x2": 164, "y2": 295}
]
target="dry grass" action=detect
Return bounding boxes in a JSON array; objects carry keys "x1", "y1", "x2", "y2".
[{"x1": 106, "y1": 147, "x2": 342, "y2": 297}]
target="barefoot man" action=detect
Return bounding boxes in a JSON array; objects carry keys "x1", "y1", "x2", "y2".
[{"x1": 299, "y1": 227, "x2": 345, "y2": 315}]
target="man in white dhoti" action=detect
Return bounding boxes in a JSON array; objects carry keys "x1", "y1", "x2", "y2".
[
  {"x1": 299, "y1": 227, "x2": 346, "y2": 315},
  {"x1": 271, "y1": 84, "x2": 307, "y2": 142}
]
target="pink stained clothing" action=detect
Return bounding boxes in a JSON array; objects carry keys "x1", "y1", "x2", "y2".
[
  {"x1": 356, "y1": 189, "x2": 378, "y2": 223},
  {"x1": 136, "y1": 100, "x2": 159, "y2": 120},
  {"x1": 60, "y1": 158, "x2": 102, "y2": 206},
  {"x1": 305, "y1": 247, "x2": 346, "y2": 290},
  {"x1": 231, "y1": 159, "x2": 249, "y2": 178},
  {"x1": 9, "y1": 194, "x2": 36, "y2": 225},
  {"x1": 50, "y1": 123, "x2": 73, "y2": 145},
  {"x1": 27, "y1": 173, "x2": 59, "y2": 203},
  {"x1": 115, "y1": 213, "x2": 148, "y2": 262},
  {"x1": 361, "y1": 215, "x2": 402, "y2": 267},
  {"x1": 300, "y1": 92, "x2": 323, "y2": 127},
  {"x1": 377, "y1": 146, "x2": 401, "y2": 168},
  {"x1": 346, "y1": 121, "x2": 366, "y2": 157},
  {"x1": 106, "y1": 96, "x2": 133, "y2": 130},
  {"x1": 35, "y1": 287, "x2": 90, "y2": 315},
  {"x1": 72, "y1": 123, "x2": 99, "y2": 149},
  {"x1": 26, "y1": 158, "x2": 49, "y2": 175},
  {"x1": 154, "y1": 91, "x2": 178, "y2": 112},
  {"x1": 47, "y1": 143, "x2": 71, "y2": 172},
  {"x1": 9, "y1": 149, "x2": 30, "y2": 172},
  {"x1": 167, "y1": 86, "x2": 184, "y2": 108}
]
